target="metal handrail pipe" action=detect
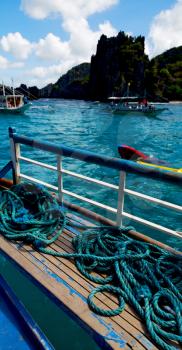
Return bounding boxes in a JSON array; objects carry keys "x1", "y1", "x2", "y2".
[
  {"x1": 18, "y1": 155, "x2": 182, "y2": 211},
  {"x1": 9, "y1": 129, "x2": 182, "y2": 185},
  {"x1": 0, "y1": 161, "x2": 13, "y2": 179}
]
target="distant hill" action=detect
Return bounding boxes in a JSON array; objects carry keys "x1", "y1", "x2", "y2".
[
  {"x1": 145, "y1": 46, "x2": 182, "y2": 100},
  {"x1": 40, "y1": 63, "x2": 90, "y2": 99}
]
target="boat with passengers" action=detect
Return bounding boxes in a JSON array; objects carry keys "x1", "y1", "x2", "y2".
[
  {"x1": 0, "y1": 83, "x2": 30, "y2": 113},
  {"x1": 108, "y1": 83, "x2": 168, "y2": 115},
  {"x1": 108, "y1": 96, "x2": 167, "y2": 115},
  {"x1": 0, "y1": 127, "x2": 181, "y2": 350}
]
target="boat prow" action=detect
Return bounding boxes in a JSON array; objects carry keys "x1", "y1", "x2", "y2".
[
  {"x1": 0, "y1": 102, "x2": 31, "y2": 114},
  {"x1": 118, "y1": 144, "x2": 182, "y2": 173}
]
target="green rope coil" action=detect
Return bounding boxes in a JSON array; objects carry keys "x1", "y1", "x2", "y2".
[
  {"x1": 0, "y1": 182, "x2": 66, "y2": 246},
  {"x1": 0, "y1": 183, "x2": 181, "y2": 350}
]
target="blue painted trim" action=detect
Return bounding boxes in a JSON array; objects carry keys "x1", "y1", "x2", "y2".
[
  {"x1": 0, "y1": 273, "x2": 54, "y2": 350},
  {"x1": 0, "y1": 250, "x2": 115, "y2": 350},
  {"x1": 9, "y1": 127, "x2": 182, "y2": 184},
  {"x1": 0, "y1": 161, "x2": 13, "y2": 179}
]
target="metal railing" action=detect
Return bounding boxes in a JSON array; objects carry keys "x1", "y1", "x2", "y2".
[
  {"x1": 9, "y1": 127, "x2": 182, "y2": 238},
  {"x1": 0, "y1": 161, "x2": 13, "y2": 179}
]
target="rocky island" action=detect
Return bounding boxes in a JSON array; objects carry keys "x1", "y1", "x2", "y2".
[{"x1": 17, "y1": 32, "x2": 182, "y2": 102}]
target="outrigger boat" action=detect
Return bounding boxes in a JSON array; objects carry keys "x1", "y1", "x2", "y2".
[
  {"x1": 118, "y1": 144, "x2": 182, "y2": 173},
  {"x1": 0, "y1": 83, "x2": 30, "y2": 113},
  {"x1": 0, "y1": 128, "x2": 181, "y2": 350},
  {"x1": 108, "y1": 96, "x2": 167, "y2": 115}
]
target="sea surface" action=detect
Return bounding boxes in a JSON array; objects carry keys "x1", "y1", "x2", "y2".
[{"x1": 0, "y1": 99, "x2": 182, "y2": 349}]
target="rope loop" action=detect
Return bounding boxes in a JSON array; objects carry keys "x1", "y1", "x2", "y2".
[
  {"x1": 0, "y1": 183, "x2": 181, "y2": 349},
  {"x1": 88, "y1": 285, "x2": 125, "y2": 316}
]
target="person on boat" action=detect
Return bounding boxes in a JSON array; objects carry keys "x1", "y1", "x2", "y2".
[
  {"x1": 137, "y1": 101, "x2": 142, "y2": 110},
  {"x1": 23, "y1": 96, "x2": 28, "y2": 104},
  {"x1": 142, "y1": 98, "x2": 148, "y2": 107}
]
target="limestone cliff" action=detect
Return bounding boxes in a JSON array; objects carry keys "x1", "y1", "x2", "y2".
[{"x1": 89, "y1": 32, "x2": 148, "y2": 100}]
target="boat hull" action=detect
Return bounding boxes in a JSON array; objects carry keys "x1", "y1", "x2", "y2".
[
  {"x1": 0, "y1": 103, "x2": 30, "y2": 114},
  {"x1": 118, "y1": 144, "x2": 182, "y2": 173},
  {"x1": 112, "y1": 107, "x2": 167, "y2": 115},
  {"x1": 0, "y1": 274, "x2": 53, "y2": 350},
  {"x1": 137, "y1": 160, "x2": 182, "y2": 173}
]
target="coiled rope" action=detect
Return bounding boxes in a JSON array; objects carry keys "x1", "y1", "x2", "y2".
[{"x1": 0, "y1": 183, "x2": 181, "y2": 350}]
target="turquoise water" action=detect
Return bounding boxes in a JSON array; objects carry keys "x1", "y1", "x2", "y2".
[
  {"x1": 0, "y1": 99, "x2": 181, "y2": 249},
  {"x1": 0, "y1": 99, "x2": 182, "y2": 349}
]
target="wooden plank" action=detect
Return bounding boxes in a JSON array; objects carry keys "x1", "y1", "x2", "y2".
[
  {"x1": 54, "y1": 234, "x2": 143, "y2": 318},
  {"x1": 50, "y1": 240, "x2": 157, "y2": 345},
  {"x1": 4, "y1": 215, "x2": 158, "y2": 350},
  {"x1": 0, "y1": 237, "x2": 128, "y2": 350},
  {"x1": 62, "y1": 224, "x2": 143, "y2": 321},
  {"x1": 26, "y1": 242, "x2": 148, "y2": 338},
  {"x1": 55, "y1": 235, "x2": 143, "y2": 320},
  {"x1": 1, "y1": 239, "x2": 152, "y2": 350},
  {"x1": 16, "y1": 241, "x2": 148, "y2": 338},
  {"x1": 7, "y1": 239, "x2": 157, "y2": 350}
]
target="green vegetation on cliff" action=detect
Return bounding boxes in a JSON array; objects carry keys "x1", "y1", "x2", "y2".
[
  {"x1": 145, "y1": 46, "x2": 182, "y2": 100},
  {"x1": 41, "y1": 63, "x2": 90, "y2": 99},
  {"x1": 89, "y1": 33, "x2": 182, "y2": 101}
]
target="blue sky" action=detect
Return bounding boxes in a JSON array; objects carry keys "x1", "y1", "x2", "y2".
[{"x1": 0, "y1": 0, "x2": 181, "y2": 87}]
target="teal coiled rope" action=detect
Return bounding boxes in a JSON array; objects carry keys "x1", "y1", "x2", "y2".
[{"x1": 0, "y1": 183, "x2": 181, "y2": 350}]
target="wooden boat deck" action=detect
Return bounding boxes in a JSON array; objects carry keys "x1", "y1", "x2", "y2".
[{"x1": 0, "y1": 210, "x2": 162, "y2": 350}]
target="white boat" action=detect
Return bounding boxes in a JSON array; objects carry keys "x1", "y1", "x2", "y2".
[
  {"x1": 0, "y1": 83, "x2": 30, "y2": 113},
  {"x1": 108, "y1": 83, "x2": 168, "y2": 115},
  {"x1": 108, "y1": 96, "x2": 167, "y2": 115}
]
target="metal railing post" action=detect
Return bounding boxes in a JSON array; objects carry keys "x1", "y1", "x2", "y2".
[
  {"x1": 57, "y1": 155, "x2": 63, "y2": 204},
  {"x1": 116, "y1": 171, "x2": 126, "y2": 226},
  {"x1": 9, "y1": 127, "x2": 20, "y2": 184}
]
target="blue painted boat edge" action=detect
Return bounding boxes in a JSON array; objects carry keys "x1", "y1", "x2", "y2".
[
  {"x1": 0, "y1": 249, "x2": 114, "y2": 350},
  {"x1": 0, "y1": 273, "x2": 54, "y2": 350}
]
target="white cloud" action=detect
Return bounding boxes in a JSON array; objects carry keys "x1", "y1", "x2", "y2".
[
  {"x1": 0, "y1": 55, "x2": 24, "y2": 70},
  {"x1": 28, "y1": 60, "x2": 75, "y2": 81},
  {"x1": 20, "y1": 0, "x2": 118, "y2": 63},
  {"x1": 0, "y1": 56, "x2": 9, "y2": 69},
  {"x1": 25, "y1": 59, "x2": 79, "y2": 87},
  {"x1": 98, "y1": 21, "x2": 118, "y2": 37},
  {"x1": 21, "y1": 0, "x2": 118, "y2": 20},
  {"x1": 0, "y1": 32, "x2": 33, "y2": 60},
  {"x1": 0, "y1": 0, "x2": 118, "y2": 86},
  {"x1": 30, "y1": 17, "x2": 117, "y2": 86},
  {"x1": 35, "y1": 33, "x2": 70, "y2": 61},
  {"x1": 65, "y1": 17, "x2": 117, "y2": 61},
  {"x1": 20, "y1": 0, "x2": 118, "y2": 86},
  {"x1": 146, "y1": 0, "x2": 182, "y2": 57}
]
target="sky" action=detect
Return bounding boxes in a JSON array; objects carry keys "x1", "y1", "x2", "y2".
[{"x1": 0, "y1": 0, "x2": 181, "y2": 88}]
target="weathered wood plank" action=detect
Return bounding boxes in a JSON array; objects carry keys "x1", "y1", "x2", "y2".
[
  {"x1": 1, "y1": 237, "x2": 129, "y2": 350},
  {"x1": 0, "y1": 193, "x2": 170, "y2": 350},
  {"x1": 1, "y1": 215, "x2": 159, "y2": 350},
  {"x1": 6, "y1": 239, "x2": 157, "y2": 350}
]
